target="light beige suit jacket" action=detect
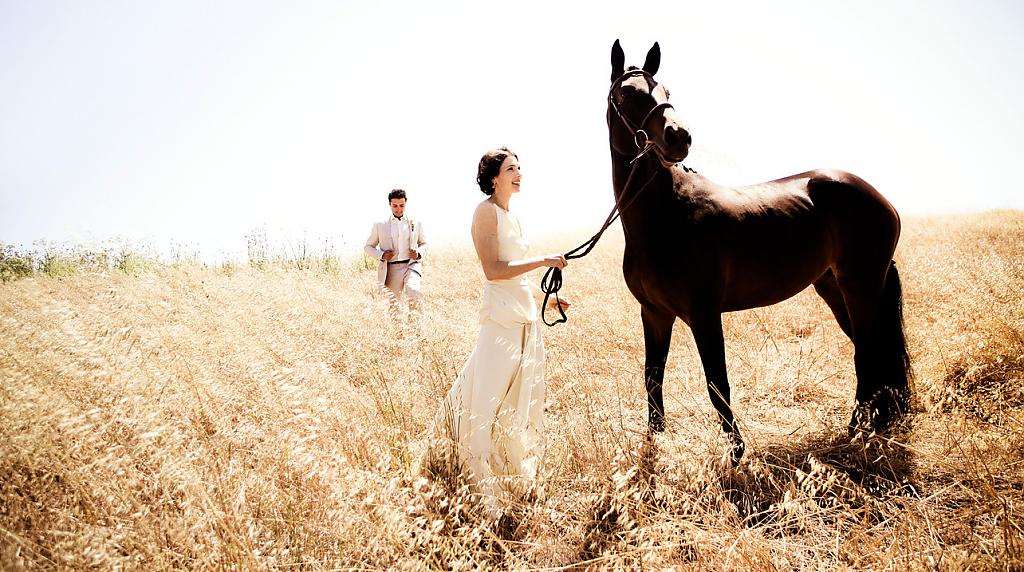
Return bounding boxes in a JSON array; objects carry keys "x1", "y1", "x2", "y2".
[{"x1": 364, "y1": 217, "x2": 428, "y2": 287}]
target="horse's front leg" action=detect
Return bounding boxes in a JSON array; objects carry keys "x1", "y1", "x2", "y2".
[
  {"x1": 641, "y1": 306, "x2": 674, "y2": 432},
  {"x1": 690, "y1": 312, "x2": 745, "y2": 463}
]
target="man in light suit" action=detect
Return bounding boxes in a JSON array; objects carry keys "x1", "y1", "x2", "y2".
[{"x1": 364, "y1": 189, "x2": 428, "y2": 316}]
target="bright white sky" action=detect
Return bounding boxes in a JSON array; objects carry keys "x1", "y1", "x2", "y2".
[{"x1": 2, "y1": 1, "x2": 1022, "y2": 261}]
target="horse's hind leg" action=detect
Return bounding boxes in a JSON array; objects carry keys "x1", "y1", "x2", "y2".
[
  {"x1": 813, "y1": 269, "x2": 853, "y2": 340},
  {"x1": 837, "y1": 263, "x2": 911, "y2": 433},
  {"x1": 872, "y1": 263, "x2": 912, "y2": 421},
  {"x1": 641, "y1": 306, "x2": 674, "y2": 432}
]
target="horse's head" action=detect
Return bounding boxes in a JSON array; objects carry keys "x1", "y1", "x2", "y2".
[{"x1": 608, "y1": 40, "x2": 690, "y2": 167}]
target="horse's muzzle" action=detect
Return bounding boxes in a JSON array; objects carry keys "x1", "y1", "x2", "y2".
[{"x1": 660, "y1": 123, "x2": 691, "y2": 163}]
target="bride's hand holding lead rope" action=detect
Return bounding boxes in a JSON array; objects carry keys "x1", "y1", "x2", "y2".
[
  {"x1": 539, "y1": 254, "x2": 570, "y2": 324},
  {"x1": 542, "y1": 254, "x2": 568, "y2": 269},
  {"x1": 543, "y1": 255, "x2": 571, "y2": 311}
]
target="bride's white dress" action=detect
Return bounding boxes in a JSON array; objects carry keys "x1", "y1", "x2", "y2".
[{"x1": 428, "y1": 203, "x2": 545, "y2": 511}]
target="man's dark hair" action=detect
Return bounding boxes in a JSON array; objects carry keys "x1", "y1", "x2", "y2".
[{"x1": 388, "y1": 189, "x2": 407, "y2": 202}]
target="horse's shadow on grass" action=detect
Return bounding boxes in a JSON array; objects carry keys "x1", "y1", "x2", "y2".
[
  {"x1": 574, "y1": 424, "x2": 920, "y2": 562},
  {"x1": 722, "y1": 423, "x2": 920, "y2": 527}
]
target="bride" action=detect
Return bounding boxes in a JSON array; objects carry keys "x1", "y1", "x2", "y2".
[{"x1": 426, "y1": 146, "x2": 569, "y2": 516}]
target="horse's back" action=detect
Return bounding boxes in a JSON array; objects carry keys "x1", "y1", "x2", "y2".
[
  {"x1": 659, "y1": 172, "x2": 829, "y2": 311},
  {"x1": 678, "y1": 168, "x2": 899, "y2": 310},
  {"x1": 801, "y1": 169, "x2": 898, "y2": 220},
  {"x1": 729, "y1": 168, "x2": 901, "y2": 259}
]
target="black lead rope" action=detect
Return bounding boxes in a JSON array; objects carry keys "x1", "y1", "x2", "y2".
[
  {"x1": 538, "y1": 201, "x2": 622, "y2": 326},
  {"x1": 540, "y1": 160, "x2": 698, "y2": 326},
  {"x1": 540, "y1": 158, "x2": 664, "y2": 326}
]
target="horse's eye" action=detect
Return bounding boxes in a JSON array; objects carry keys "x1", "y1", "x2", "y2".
[{"x1": 664, "y1": 87, "x2": 671, "y2": 98}]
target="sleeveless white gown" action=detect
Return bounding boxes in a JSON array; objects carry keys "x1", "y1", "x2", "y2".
[{"x1": 427, "y1": 203, "x2": 545, "y2": 513}]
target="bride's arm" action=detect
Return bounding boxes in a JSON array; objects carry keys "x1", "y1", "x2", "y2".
[{"x1": 471, "y1": 201, "x2": 566, "y2": 281}]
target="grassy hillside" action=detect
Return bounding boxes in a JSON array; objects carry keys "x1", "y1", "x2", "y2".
[{"x1": 2, "y1": 212, "x2": 1022, "y2": 569}]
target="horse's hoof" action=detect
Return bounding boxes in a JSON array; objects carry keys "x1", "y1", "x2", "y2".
[
  {"x1": 849, "y1": 410, "x2": 889, "y2": 439},
  {"x1": 851, "y1": 390, "x2": 910, "y2": 436},
  {"x1": 729, "y1": 436, "x2": 745, "y2": 466}
]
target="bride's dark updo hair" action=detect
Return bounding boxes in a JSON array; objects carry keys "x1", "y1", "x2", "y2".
[{"x1": 476, "y1": 146, "x2": 517, "y2": 195}]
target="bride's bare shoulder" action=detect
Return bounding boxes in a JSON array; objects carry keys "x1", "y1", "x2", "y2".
[
  {"x1": 472, "y1": 199, "x2": 498, "y2": 234},
  {"x1": 473, "y1": 200, "x2": 497, "y2": 220}
]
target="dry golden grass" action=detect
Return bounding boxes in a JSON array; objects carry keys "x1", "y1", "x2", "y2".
[{"x1": 2, "y1": 211, "x2": 1023, "y2": 570}]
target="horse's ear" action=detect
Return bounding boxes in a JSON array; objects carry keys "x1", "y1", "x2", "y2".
[
  {"x1": 643, "y1": 42, "x2": 661, "y2": 76},
  {"x1": 611, "y1": 39, "x2": 625, "y2": 81}
]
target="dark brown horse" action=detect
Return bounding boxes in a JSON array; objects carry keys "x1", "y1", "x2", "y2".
[{"x1": 607, "y1": 40, "x2": 911, "y2": 461}]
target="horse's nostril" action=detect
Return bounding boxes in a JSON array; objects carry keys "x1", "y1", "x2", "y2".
[{"x1": 666, "y1": 125, "x2": 691, "y2": 148}]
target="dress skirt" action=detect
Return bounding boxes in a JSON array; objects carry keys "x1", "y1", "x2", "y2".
[{"x1": 427, "y1": 276, "x2": 545, "y2": 512}]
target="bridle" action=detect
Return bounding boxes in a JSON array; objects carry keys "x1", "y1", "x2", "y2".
[{"x1": 607, "y1": 68, "x2": 676, "y2": 165}]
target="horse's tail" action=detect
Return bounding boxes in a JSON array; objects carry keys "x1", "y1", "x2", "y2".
[{"x1": 876, "y1": 260, "x2": 913, "y2": 417}]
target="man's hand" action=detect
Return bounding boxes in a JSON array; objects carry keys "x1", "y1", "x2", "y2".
[
  {"x1": 410, "y1": 249, "x2": 419, "y2": 260},
  {"x1": 382, "y1": 249, "x2": 396, "y2": 261}
]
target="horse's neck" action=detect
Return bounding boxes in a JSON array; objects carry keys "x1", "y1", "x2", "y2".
[
  {"x1": 611, "y1": 153, "x2": 651, "y2": 200},
  {"x1": 611, "y1": 155, "x2": 701, "y2": 246},
  {"x1": 610, "y1": 153, "x2": 669, "y2": 207}
]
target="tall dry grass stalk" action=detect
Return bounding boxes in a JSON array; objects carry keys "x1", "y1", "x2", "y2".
[{"x1": 2, "y1": 212, "x2": 1022, "y2": 569}]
